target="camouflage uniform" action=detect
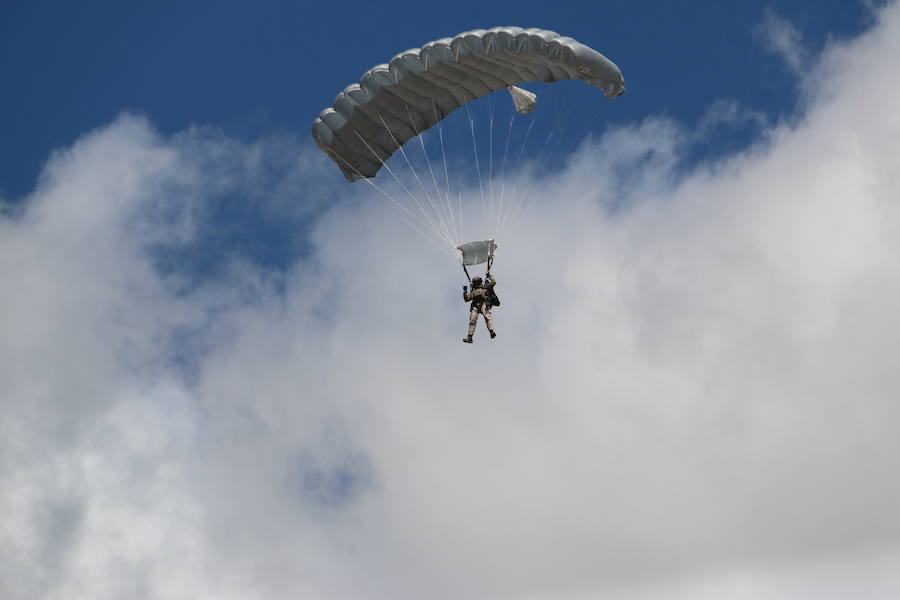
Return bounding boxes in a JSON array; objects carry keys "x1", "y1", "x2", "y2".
[{"x1": 464, "y1": 274, "x2": 496, "y2": 338}]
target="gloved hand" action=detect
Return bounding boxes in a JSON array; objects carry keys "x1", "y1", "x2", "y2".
[{"x1": 463, "y1": 284, "x2": 468, "y2": 291}]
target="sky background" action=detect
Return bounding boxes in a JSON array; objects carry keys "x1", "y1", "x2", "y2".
[
  {"x1": 3, "y1": 1, "x2": 900, "y2": 599},
  {"x1": 1, "y1": 0, "x2": 877, "y2": 200}
]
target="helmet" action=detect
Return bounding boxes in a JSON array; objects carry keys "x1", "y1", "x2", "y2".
[{"x1": 471, "y1": 276, "x2": 483, "y2": 285}]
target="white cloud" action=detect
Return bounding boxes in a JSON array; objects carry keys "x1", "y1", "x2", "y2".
[
  {"x1": 3, "y1": 3, "x2": 900, "y2": 599},
  {"x1": 757, "y1": 8, "x2": 810, "y2": 75}
]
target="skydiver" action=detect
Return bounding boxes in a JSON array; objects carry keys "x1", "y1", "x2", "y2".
[{"x1": 462, "y1": 270, "x2": 498, "y2": 343}]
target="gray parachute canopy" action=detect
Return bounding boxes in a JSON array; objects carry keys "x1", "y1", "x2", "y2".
[{"x1": 312, "y1": 26, "x2": 625, "y2": 182}]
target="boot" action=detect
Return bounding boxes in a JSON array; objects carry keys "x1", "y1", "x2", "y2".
[
  {"x1": 463, "y1": 335, "x2": 473, "y2": 343},
  {"x1": 489, "y1": 330, "x2": 497, "y2": 339}
]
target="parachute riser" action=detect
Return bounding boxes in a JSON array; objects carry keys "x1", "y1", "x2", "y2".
[{"x1": 461, "y1": 256, "x2": 493, "y2": 284}]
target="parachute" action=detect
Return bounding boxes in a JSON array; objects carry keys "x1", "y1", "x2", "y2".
[
  {"x1": 312, "y1": 26, "x2": 625, "y2": 182},
  {"x1": 312, "y1": 26, "x2": 625, "y2": 281}
]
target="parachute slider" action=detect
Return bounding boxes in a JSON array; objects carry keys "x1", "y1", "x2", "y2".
[
  {"x1": 508, "y1": 85, "x2": 536, "y2": 114},
  {"x1": 457, "y1": 239, "x2": 498, "y2": 266}
]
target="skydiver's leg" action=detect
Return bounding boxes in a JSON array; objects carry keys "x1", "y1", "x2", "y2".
[
  {"x1": 482, "y1": 307, "x2": 494, "y2": 331},
  {"x1": 468, "y1": 308, "x2": 479, "y2": 337},
  {"x1": 483, "y1": 306, "x2": 496, "y2": 338}
]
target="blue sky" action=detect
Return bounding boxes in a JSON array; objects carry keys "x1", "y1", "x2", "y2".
[{"x1": 1, "y1": 0, "x2": 875, "y2": 199}]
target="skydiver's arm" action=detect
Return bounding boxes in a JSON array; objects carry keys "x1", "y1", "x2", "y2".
[{"x1": 485, "y1": 275, "x2": 496, "y2": 288}]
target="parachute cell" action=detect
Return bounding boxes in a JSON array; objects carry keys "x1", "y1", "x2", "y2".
[{"x1": 312, "y1": 26, "x2": 625, "y2": 182}]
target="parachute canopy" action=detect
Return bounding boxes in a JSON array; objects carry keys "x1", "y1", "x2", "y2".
[
  {"x1": 313, "y1": 26, "x2": 625, "y2": 182},
  {"x1": 458, "y1": 239, "x2": 498, "y2": 266}
]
